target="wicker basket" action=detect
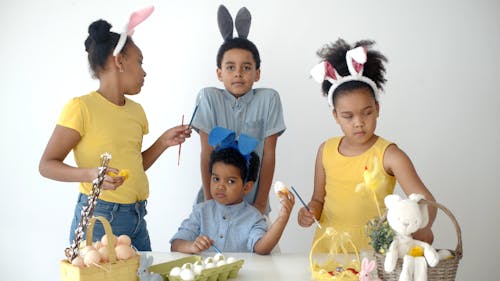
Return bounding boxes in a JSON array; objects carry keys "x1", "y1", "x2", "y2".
[
  {"x1": 375, "y1": 199, "x2": 462, "y2": 281},
  {"x1": 60, "y1": 216, "x2": 140, "y2": 281}
]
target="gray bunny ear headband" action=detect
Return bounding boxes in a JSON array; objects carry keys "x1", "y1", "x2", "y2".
[{"x1": 217, "y1": 4, "x2": 252, "y2": 41}]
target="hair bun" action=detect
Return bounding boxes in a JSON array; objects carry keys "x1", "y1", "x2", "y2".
[{"x1": 88, "y1": 19, "x2": 112, "y2": 44}]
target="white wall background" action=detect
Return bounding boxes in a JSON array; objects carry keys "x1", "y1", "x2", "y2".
[{"x1": 0, "y1": 0, "x2": 498, "y2": 280}]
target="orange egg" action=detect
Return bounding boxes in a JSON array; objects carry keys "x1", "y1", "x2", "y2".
[
  {"x1": 71, "y1": 256, "x2": 84, "y2": 267},
  {"x1": 79, "y1": 245, "x2": 96, "y2": 257},
  {"x1": 101, "y1": 234, "x2": 117, "y2": 247},
  {"x1": 98, "y1": 246, "x2": 110, "y2": 263},
  {"x1": 117, "y1": 234, "x2": 132, "y2": 246},
  {"x1": 83, "y1": 249, "x2": 101, "y2": 266},
  {"x1": 115, "y1": 244, "x2": 135, "y2": 260},
  {"x1": 93, "y1": 241, "x2": 103, "y2": 249}
]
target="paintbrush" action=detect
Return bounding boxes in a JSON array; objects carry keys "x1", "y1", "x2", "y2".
[{"x1": 290, "y1": 186, "x2": 322, "y2": 229}]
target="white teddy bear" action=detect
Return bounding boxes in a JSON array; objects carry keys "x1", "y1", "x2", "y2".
[{"x1": 384, "y1": 194, "x2": 439, "y2": 281}]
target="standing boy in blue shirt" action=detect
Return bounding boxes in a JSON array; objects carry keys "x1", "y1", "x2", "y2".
[{"x1": 191, "y1": 5, "x2": 286, "y2": 215}]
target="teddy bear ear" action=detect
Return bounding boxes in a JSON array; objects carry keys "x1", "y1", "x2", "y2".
[{"x1": 384, "y1": 194, "x2": 401, "y2": 208}]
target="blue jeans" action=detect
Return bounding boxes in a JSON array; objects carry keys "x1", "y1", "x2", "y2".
[{"x1": 69, "y1": 193, "x2": 151, "y2": 251}]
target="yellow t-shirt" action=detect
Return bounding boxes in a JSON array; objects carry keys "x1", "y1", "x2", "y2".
[
  {"x1": 58, "y1": 91, "x2": 149, "y2": 203},
  {"x1": 312, "y1": 136, "x2": 396, "y2": 252}
]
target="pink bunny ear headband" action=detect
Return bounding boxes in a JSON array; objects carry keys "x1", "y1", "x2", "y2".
[
  {"x1": 310, "y1": 46, "x2": 379, "y2": 107},
  {"x1": 113, "y1": 6, "x2": 154, "y2": 56}
]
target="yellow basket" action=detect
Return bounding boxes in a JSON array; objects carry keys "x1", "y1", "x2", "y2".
[
  {"x1": 60, "y1": 216, "x2": 140, "y2": 281},
  {"x1": 375, "y1": 199, "x2": 462, "y2": 281},
  {"x1": 148, "y1": 255, "x2": 244, "y2": 281},
  {"x1": 309, "y1": 227, "x2": 361, "y2": 281}
]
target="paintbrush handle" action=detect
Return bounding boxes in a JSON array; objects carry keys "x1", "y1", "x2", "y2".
[{"x1": 290, "y1": 186, "x2": 322, "y2": 228}]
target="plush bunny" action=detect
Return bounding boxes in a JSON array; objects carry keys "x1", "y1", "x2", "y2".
[
  {"x1": 359, "y1": 258, "x2": 381, "y2": 281},
  {"x1": 137, "y1": 254, "x2": 163, "y2": 281},
  {"x1": 384, "y1": 194, "x2": 439, "y2": 281}
]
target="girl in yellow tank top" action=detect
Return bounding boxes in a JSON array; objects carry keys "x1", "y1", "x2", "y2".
[{"x1": 298, "y1": 38, "x2": 437, "y2": 253}]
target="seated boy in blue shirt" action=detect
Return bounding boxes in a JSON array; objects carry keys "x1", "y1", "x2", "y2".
[{"x1": 170, "y1": 127, "x2": 294, "y2": 254}]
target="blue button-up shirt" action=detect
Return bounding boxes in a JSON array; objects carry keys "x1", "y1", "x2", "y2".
[{"x1": 170, "y1": 200, "x2": 268, "y2": 252}]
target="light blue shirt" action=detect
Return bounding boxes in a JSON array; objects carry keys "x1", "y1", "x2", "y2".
[
  {"x1": 192, "y1": 87, "x2": 286, "y2": 212},
  {"x1": 170, "y1": 200, "x2": 268, "y2": 252}
]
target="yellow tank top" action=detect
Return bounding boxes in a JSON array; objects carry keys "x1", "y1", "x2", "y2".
[{"x1": 312, "y1": 136, "x2": 396, "y2": 252}]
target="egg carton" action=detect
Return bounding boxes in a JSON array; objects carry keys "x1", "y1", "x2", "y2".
[{"x1": 149, "y1": 256, "x2": 244, "y2": 281}]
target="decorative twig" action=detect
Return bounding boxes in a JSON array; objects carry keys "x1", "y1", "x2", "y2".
[{"x1": 65, "y1": 153, "x2": 112, "y2": 262}]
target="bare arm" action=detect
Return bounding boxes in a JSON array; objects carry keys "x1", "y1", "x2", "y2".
[
  {"x1": 38, "y1": 125, "x2": 124, "y2": 189},
  {"x1": 384, "y1": 144, "x2": 437, "y2": 243},
  {"x1": 254, "y1": 191, "x2": 295, "y2": 255},
  {"x1": 298, "y1": 142, "x2": 326, "y2": 227},
  {"x1": 142, "y1": 125, "x2": 191, "y2": 171},
  {"x1": 199, "y1": 131, "x2": 214, "y2": 201},
  {"x1": 171, "y1": 235, "x2": 213, "y2": 254},
  {"x1": 253, "y1": 134, "x2": 278, "y2": 214}
]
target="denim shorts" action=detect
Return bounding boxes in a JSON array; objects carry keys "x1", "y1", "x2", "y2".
[{"x1": 69, "y1": 193, "x2": 151, "y2": 251}]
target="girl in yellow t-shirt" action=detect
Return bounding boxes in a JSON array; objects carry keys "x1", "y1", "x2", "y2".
[
  {"x1": 39, "y1": 12, "x2": 191, "y2": 251},
  {"x1": 297, "y1": 38, "x2": 436, "y2": 252}
]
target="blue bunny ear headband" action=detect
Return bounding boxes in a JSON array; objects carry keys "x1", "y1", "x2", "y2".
[
  {"x1": 208, "y1": 127, "x2": 258, "y2": 182},
  {"x1": 208, "y1": 126, "x2": 258, "y2": 158},
  {"x1": 217, "y1": 4, "x2": 252, "y2": 41}
]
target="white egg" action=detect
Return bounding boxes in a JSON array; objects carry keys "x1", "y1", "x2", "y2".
[
  {"x1": 169, "y1": 266, "x2": 181, "y2": 276},
  {"x1": 193, "y1": 261, "x2": 204, "y2": 275},
  {"x1": 273, "y1": 181, "x2": 289, "y2": 195},
  {"x1": 214, "y1": 253, "x2": 225, "y2": 262},
  {"x1": 216, "y1": 260, "x2": 227, "y2": 267},
  {"x1": 180, "y1": 268, "x2": 195, "y2": 281},
  {"x1": 226, "y1": 257, "x2": 236, "y2": 264},
  {"x1": 204, "y1": 262, "x2": 215, "y2": 269},
  {"x1": 204, "y1": 257, "x2": 214, "y2": 265},
  {"x1": 181, "y1": 262, "x2": 193, "y2": 270}
]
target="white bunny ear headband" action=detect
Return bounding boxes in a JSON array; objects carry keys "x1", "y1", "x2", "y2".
[
  {"x1": 113, "y1": 6, "x2": 155, "y2": 56},
  {"x1": 217, "y1": 5, "x2": 252, "y2": 41},
  {"x1": 310, "y1": 46, "x2": 379, "y2": 107}
]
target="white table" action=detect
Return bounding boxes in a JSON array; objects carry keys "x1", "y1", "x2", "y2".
[{"x1": 147, "y1": 252, "x2": 313, "y2": 281}]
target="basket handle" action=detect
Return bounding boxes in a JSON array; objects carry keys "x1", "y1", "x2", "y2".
[
  {"x1": 421, "y1": 199, "x2": 463, "y2": 258},
  {"x1": 86, "y1": 216, "x2": 118, "y2": 264}
]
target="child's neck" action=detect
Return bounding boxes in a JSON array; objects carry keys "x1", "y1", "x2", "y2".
[
  {"x1": 338, "y1": 135, "x2": 379, "y2": 157},
  {"x1": 227, "y1": 89, "x2": 250, "y2": 99},
  {"x1": 97, "y1": 84, "x2": 125, "y2": 106}
]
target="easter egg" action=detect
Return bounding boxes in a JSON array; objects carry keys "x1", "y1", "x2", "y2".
[
  {"x1": 101, "y1": 234, "x2": 117, "y2": 247},
  {"x1": 169, "y1": 266, "x2": 181, "y2": 276},
  {"x1": 193, "y1": 261, "x2": 204, "y2": 275},
  {"x1": 83, "y1": 249, "x2": 101, "y2": 266},
  {"x1": 273, "y1": 181, "x2": 289, "y2": 195},
  {"x1": 93, "y1": 241, "x2": 103, "y2": 249},
  {"x1": 180, "y1": 268, "x2": 195, "y2": 281},
  {"x1": 71, "y1": 256, "x2": 85, "y2": 267},
  {"x1": 117, "y1": 234, "x2": 132, "y2": 246},
  {"x1": 214, "y1": 253, "x2": 225, "y2": 262},
  {"x1": 79, "y1": 245, "x2": 96, "y2": 257},
  {"x1": 169, "y1": 267, "x2": 181, "y2": 276},
  {"x1": 98, "y1": 246, "x2": 110, "y2": 262},
  {"x1": 115, "y1": 244, "x2": 135, "y2": 260}
]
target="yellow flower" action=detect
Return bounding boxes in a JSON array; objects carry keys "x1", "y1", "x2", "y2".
[
  {"x1": 408, "y1": 246, "x2": 424, "y2": 257},
  {"x1": 108, "y1": 169, "x2": 129, "y2": 180}
]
